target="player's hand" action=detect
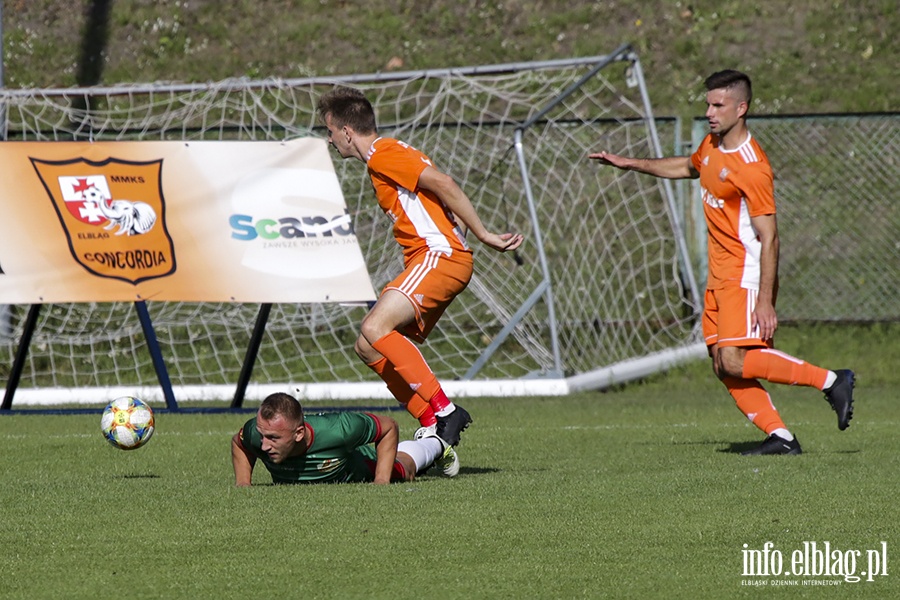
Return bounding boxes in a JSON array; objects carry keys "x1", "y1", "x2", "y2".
[
  {"x1": 588, "y1": 151, "x2": 630, "y2": 169},
  {"x1": 752, "y1": 302, "x2": 778, "y2": 341},
  {"x1": 481, "y1": 232, "x2": 524, "y2": 252}
]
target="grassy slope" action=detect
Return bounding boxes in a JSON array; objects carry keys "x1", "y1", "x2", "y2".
[{"x1": 4, "y1": 0, "x2": 899, "y2": 116}]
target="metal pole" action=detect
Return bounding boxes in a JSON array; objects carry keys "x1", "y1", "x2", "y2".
[
  {"x1": 134, "y1": 301, "x2": 179, "y2": 411},
  {"x1": 627, "y1": 52, "x2": 702, "y2": 317},
  {"x1": 466, "y1": 48, "x2": 637, "y2": 379},
  {"x1": 2, "y1": 305, "x2": 41, "y2": 410},
  {"x1": 0, "y1": 1, "x2": 4, "y2": 87},
  {"x1": 513, "y1": 128, "x2": 563, "y2": 377},
  {"x1": 518, "y1": 42, "x2": 633, "y2": 131},
  {"x1": 231, "y1": 303, "x2": 272, "y2": 408},
  {"x1": 0, "y1": 3, "x2": 10, "y2": 343}
]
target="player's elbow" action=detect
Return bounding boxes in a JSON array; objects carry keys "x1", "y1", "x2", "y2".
[
  {"x1": 758, "y1": 229, "x2": 779, "y2": 254},
  {"x1": 425, "y1": 170, "x2": 462, "y2": 199},
  {"x1": 380, "y1": 416, "x2": 400, "y2": 438},
  {"x1": 431, "y1": 170, "x2": 457, "y2": 189}
]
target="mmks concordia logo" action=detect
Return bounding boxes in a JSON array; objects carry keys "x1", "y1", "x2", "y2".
[{"x1": 31, "y1": 157, "x2": 176, "y2": 284}]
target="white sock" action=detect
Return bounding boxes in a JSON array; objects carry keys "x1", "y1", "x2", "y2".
[
  {"x1": 823, "y1": 371, "x2": 837, "y2": 390},
  {"x1": 397, "y1": 437, "x2": 443, "y2": 472},
  {"x1": 770, "y1": 427, "x2": 794, "y2": 442}
]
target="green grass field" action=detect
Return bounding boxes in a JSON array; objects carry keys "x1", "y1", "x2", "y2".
[{"x1": 1, "y1": 324, "x2": 897, "y2": 599}]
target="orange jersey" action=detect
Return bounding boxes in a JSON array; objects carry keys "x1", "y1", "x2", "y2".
[
  {"x1": 691, "y1": 133, "x2": 775, "y2": 290},
  {"x1": 366, "y1": 137, "x2": 471, "y2": 263}
]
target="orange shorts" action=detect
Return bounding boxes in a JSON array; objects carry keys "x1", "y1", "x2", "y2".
[
  {"x1": 384, "y1": 249, "x2": 473, "y2": 343},
  {"x1": 702, "y1": 286, "x2": 773, "y2": 349}
]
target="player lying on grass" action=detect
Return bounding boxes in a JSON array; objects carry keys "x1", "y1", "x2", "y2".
[{"x1": 231, "y1": 392, "x2": 458, "y2": 486}]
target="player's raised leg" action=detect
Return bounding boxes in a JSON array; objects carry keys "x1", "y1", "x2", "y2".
[
  {"x1": 741, "y1": 348, "x2": 855, "y2": 430},
  {"x1": 370, "y1": 329, "x2": 471, "y2": 445},
  {"x1": 356, "y1": 289, "x2": 471, "y2": 445},
  {"x1": 365, "y1": 251, "x2": 475, "y2": 446},
  {"x1": 366, "y1": 355, "x2": 438, "y2": 430}
]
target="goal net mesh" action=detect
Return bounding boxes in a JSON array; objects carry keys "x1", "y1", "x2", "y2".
[{"x1": 0, "y1": 53, "x2": 699, "y2": 401}]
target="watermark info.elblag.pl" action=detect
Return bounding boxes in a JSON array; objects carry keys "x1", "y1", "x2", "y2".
[{"x1": 741, "y1": 541, "x2": 888, "y2": 586}]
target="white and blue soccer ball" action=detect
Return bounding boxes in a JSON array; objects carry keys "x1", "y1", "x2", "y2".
[{"x1": 101, "y1": 396, "x2": 155, "y2": 450}]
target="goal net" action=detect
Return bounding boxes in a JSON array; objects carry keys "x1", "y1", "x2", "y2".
[{"x1": 0, "y1": 46, "x2": 702, "y2": 406}]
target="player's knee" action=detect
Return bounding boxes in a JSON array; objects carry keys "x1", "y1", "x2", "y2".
[
  {"x1": 354, "y1": 336, "x2": 373, "y2": 363},
  {"x1": 396, "y1": 452, "x2": 417, "y2": 482},
  {"x1": 717, "y1": 350, "x2": 744, "y2": 379},
  {"x1": 358, "y1": 316, "x2": 384, "y2": 347},
  {"x1": 711, "y1": 351, "x2": 736, "y2": 380},
  {"x1": 711, "y1": 358, "x2": 727, "y2": 380}
]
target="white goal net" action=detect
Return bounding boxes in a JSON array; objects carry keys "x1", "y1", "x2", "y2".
[{"x1": 0, "y1": 46, "x2": 703, "y2": 406}]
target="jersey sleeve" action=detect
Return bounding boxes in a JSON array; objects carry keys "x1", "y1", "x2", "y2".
[
  {"x1": 735, "y1": 163, "x2": 776, "y2": 216},
  {"x1": 238, "y1": 418, "x2": 263, "y2": 457},
  {"x1": 690, "y1": 134, "x2": 712, "y2": 172},
  {"x1": 368, "y1": 142, "x2": 430, "y2": 191},
  {"x1": 333, "y1": 412, "x2": 380, "y2": 450}
]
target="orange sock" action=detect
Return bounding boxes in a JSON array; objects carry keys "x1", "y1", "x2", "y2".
[
  {"x1": 742, "y1": 348, "x2": 830, "y2": 389},
  {"x1": 723, "y1": 376, "x2": 786, "y2": 434},
  {"x1": 371, "y1": 330, "x2": 443, "y2": 415},
  {"x1": 367, "y1": 356, "x2": 437, "y2": 427}
]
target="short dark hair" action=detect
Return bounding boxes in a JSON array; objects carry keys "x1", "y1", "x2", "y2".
[
  {"x1": 704, "y1": 69, "x2": 752, "y2": 106},
  {"x1": 259, "y1": 392, "x2": 304, "y2": 425},
  {"x1": 316, "y1": 85, "x2": 377, "y2": 134}
]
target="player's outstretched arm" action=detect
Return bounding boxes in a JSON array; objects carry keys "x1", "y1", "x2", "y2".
[
  {"x1": 231, "y1": 432, "x2": 256, "y2": 487},
  {"x1": 589, "y1": 151, "x2": 698, "y2": 180},
  {"x1": 418, "y1": 166, "x2": 524, "y2": 252},
  {"x1": 371, "y1": 415, "x2": 400, "y2": 485}
]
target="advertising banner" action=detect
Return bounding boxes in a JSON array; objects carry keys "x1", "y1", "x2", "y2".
[{"x1": 0, "y1": 139, "x2": 376, "y2": 303}]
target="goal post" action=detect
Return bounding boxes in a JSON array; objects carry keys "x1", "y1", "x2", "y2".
[
  {"x1": 0, "y1": 45, "x2": 704, "y2": 408},
  {"x1": 491, "y1": 46, "x2": 703, "y2": 386}
]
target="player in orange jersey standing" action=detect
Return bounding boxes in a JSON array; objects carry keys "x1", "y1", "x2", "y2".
[
  {"x1": 317, "y1": 86, "x2": 524, "y2": 448},
  {"x1": 589, "y1": 70, "x2": 855, "y2": 455}
]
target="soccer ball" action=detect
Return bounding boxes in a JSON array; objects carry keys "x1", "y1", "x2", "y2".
[{"x1": 101, "y1": 396, "x2": 155, "y2": 450}]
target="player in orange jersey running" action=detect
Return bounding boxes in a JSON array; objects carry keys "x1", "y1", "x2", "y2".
[
  {"x1": 317, "y1": 86, "x2": 524, "y2": 448},
  {"x1": 589, "y1": 70, "x2": 855, "y2": 455}
]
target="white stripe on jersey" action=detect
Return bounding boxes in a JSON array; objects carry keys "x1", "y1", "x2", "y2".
[
  {"x1": 366, "y1": 137, "x2": 383, "y2": 161},
  {"x1": 738, "y1": 140, "x2": 759, "y2": 163},
  {"x1": 738, "y1": 197, "x2": 761, "y2": 289},
  {"x1": 721, "y1": 133, "x2": 758, "y2": 164},
  {"x1": 397, "y1": 186, "x2": 454, "y2": 255}
]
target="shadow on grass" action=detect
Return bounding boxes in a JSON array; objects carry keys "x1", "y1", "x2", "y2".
[
  {"x1": 665, "y1": 439, "x2": 741, "y2": 447},
  {"x1": 662, "y1": 439, "x2": 756, "y2": 452},
  {"x1": 241, "y1": 467, "x2": 503, "y2": 486},
  {"x1": 655, "y1": 439, "x2": 784, "y2": 454},
  {"x1": 659, "y1": 438, "x2": 848, "y2": 455},
  {"x1": 716, "y1": 442, "x2": 862, "y2": 455},
  {"x1": 456, "y1": 466, "x2": 500, "y2": 476},
  {"x1": 718, "y1": 441, "x2": 768, "y2": 454},
  {"x1": 120, "y1": 473, "x2": 161, "y2": 479},
  {"x1": 417, "y1": 466, "x2": 501, "y2": 479}
]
